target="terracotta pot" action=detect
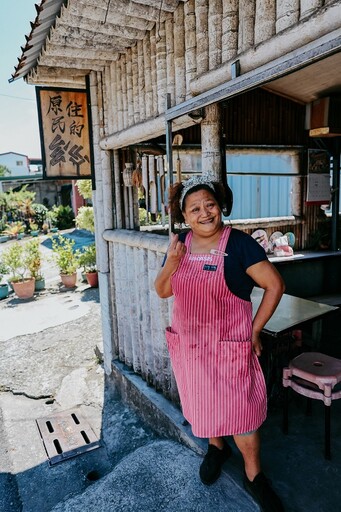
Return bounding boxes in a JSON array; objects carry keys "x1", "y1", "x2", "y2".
[
  {"x1": 12, "y1": 278, "x2": 35, "y2": 299},
  {"x1": 86, "y1": 271, "x2": 98, "y2": 288},
  {"x1": 60, "y1": 273, "x2": 77, "y2": 288}
]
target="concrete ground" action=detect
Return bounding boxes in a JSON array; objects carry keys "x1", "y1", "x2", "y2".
[{"x1": 0, "y1": 271, "x2": 340, "y2": 511}]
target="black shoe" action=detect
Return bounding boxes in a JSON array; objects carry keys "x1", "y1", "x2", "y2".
[
  {"x1": 243, "y1": 472, "x2": 285, "y2": 512},
  {"x1": 199, "y1": 441, "x2": 232, "y2": 485}
]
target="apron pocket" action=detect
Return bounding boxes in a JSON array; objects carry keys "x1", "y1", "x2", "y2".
[{"x1": 217, "y1": 339, "x2": 253, "y2": 380}]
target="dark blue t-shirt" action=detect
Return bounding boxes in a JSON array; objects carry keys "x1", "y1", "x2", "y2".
[{"x1": 164, "y1": 228, "x2": 267, "y2": 301}]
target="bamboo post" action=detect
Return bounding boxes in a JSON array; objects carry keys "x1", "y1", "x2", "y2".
[
  {"x1": 137, "y1": 40, "x2": 146, "y2": 121},
  {"x1": 222, "y1": 0, "x2": 238, "y2": 63},
  {"x1": 156, "y1": 21, "x2": 167, "y2": 115},
  {"x1": 276, "y1": 0, "x2": 299, "y2": 33},
  {"x1": 300, "y1": 0, "x2": 323, "y2": 19},
  {"x1": 113, "y1": 149, "x2": 123, "y2": 229},
  {"x1": 150, "y1": 26, "x2": 158, "y2": 118},
  {"x1": 195, "y1": 0, "x2": 209, "y2": 74},
  {"x1": 254, "y1": 0, "x2": 276, "y2": 45},
  {"x1": 184, "y1": 0, "x2": 196, "y2": 99},
  {"x1": 201, "y1": 103, "x2": 222, "y2": 180},
  {"x1": 238, "y1": 0, "x2": 256, "y2": 53},
  {"x1": 174, "y1": 2, "x2": 186, "y2": 104},
  {"x1": 208, "y1": 0, "x2": 222, "y2": 70},
  {"x1": 165, "y1": 17, "x2": 175, "y2": 107},
  {"x1": 143, "y1": 33, "x2": 153, "y2": 118},
  {"x1": 120, "y1": 54, "x2": 128, "y2": 129},
  {"x1": 110, "y1": 62, "x2": 118, "y2": 133},
  {"x1": 131, "y1": 44, "x2": 140, "y2": 124},
  {"x1": 126, "y1": 49, "x2": 134, "y2": 127},
  {"x1": 166, "y1": 94, "x2": 174, "y2": 236},
  {"x1": 116, "y1": 58, "x2": 123, "y2": 132}
]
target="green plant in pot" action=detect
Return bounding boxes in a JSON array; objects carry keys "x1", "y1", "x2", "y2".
[
  {"x1": 25, "y1": 239, "x2": 45, "y2": 291},
  {"x1": 79, "y1": 243, "x2": 98, "y2": 287},
  {"x1": 0, "y1": 261, "x2": 9, "y2": 300},
  {"x1": 51, "y1": 235, "x2": 80, "y2": 288},
  {"x1": 1, "y1": 243, "x2": 35, "y2": 299}
]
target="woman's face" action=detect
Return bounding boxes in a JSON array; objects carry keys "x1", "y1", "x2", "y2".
[{"x1": 183, "y1": 189, "x2": 222, "y2": 237}]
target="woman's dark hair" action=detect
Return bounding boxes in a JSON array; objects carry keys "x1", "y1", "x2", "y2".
[{"x1": 168, "y1": 181, "x2": 226, "y2": 224}]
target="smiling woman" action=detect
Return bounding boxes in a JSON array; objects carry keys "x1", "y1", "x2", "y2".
[{"x1": 154, "y1": 175, "x2": 285, "y2": 511}]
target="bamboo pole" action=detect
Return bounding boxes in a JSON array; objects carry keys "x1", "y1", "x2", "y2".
[
  {"x1": 110, "y1": 62, "x2": 118, "y2": 133},
  {"x1": 254, "y1": 0, "x2": 276, "y2": 45},
  {"x1": 143, "y1": 33, "x2": 153, "y2": 118},
  {"x1": 165, "y1": 17, "x2": 175, "y2": 107},
  {"x1": 222, "y1": 0, "x2": 238, "y2": 63},
  {"x1": 126, "y1": 49, "x2": 134, "y2": 127},
  {"x1": 104, "y1": 66, "x2": 113, "y2": 135},
  {"x1": 300, "y1": 0, "x2": 323, "y2": 19},
  {"x1": 238, "y1": 0, "x2": 256, "y2": 53},
  {"x1": 174, "y1": 2, "x2": 186, "y2": 104},
  {"x1": 131, "y1": 44, "x2": 140, "y2": 124},
  {"x1": 116, "y1": 58, "x2": 123, "y2": 132},
  {"x1": 120, "y1": 54, "x2": 128, "y2": 129},
  {"x1": 150, "y1": 26, "x2": 158, "y2": 118},
  {"x1": 113, "y1": 149, "x2": 123, "y2": 229},
  {"x1": 201, "y1": 103, "x2": 222, "y2": 179},
  {"x1": 195, "y1": 0, "x2": 209, "y2": 74},
  {"x1": 156, "y1": 21, "x2": 167, "y2": 115},
  {"x1": 208, "y1": 0, "x2": 222, "y2": 70},
  {"x1": 184, "y1": 0, "x2": 196, "y2": 99},
  {"x1": 137, "y1": 40, "x2": 146, "y2": 122},
  {"x1": 276, "y1": 0, "x2": 299, "y2": 33}
]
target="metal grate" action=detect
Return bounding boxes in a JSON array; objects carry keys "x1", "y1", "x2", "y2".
[{"x1": 36, "y1": 410, "x2": 100, "y2": 465}]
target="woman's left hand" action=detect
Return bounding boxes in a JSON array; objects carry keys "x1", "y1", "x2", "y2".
[{"x1": 252, "y1": 332, "x2": 263, "y2": 357}]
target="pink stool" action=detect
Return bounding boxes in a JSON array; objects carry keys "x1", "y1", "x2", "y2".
[{"x1": 282, "y1": 352, "x2": 341, "y2": 459}]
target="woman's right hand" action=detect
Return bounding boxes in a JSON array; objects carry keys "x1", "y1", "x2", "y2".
[
  {"x1": 154, "y1": 233, "x2": 186, "y2": 298},
  {"x1": 166, "y1": 233, "x2": 187, "y2": 271}
]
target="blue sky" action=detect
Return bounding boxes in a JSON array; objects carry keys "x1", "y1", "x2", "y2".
[{"x1": 0, "y1": 1, "x2": 41, "y2": 158}]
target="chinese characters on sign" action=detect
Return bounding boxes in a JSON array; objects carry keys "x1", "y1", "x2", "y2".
[{"x1": 36, "y1": 88, "x2": 92, "y2": 178}]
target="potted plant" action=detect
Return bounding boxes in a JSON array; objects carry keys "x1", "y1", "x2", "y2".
[
  {"x1": 3, "y1": 221, "x2": 25, "y2": 239},
  {"x1": 30, "y1": 222, "x2": 39, "y2": 237},
  {"x1": 79, "y1": 243, "x2": 98, "y2": 287},
  {"x1": 1, "y1": 243, "x2": 35, "y2": 299},
  {"x1": 25, "y1": 239, "x2": 45, "y2": 291},
  {"x1": 0, "y1": 262, "x2": 9, "y2": 300},
  {"x1": 51, "y1": 235, "x2": 80, "y2": 288}
]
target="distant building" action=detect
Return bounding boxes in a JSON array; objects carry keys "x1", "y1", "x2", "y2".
[{"x1": 0, "y1": 152, "x2": 84, "y2": 214}]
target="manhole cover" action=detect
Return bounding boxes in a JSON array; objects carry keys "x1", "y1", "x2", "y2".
[{"x1": 36, "y1": 410, "x2": 100, "y2": 465}]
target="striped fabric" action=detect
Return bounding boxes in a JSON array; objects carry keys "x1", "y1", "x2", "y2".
[{"x1": 166, "y1": 226, "x2": 267, "y2": 438}]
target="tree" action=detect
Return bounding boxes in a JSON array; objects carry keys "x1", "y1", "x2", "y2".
[{"x1": 0, "y1": 165, "x2": 11, "y2": 177}]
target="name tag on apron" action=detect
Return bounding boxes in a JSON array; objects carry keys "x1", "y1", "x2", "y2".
[{"x1": 203, "y1": 264, "x2": 217, "y2": 271}]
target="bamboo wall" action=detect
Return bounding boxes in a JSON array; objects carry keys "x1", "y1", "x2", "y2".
[
  {"x1": 104, "y1": 229, "x2": 180, "y2": 403},
  {"x1": 101, "y1": 0, "x2": 334, "y2": 137}
]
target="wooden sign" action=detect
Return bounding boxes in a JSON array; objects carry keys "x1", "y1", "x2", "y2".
[{"x1": 36, "y1": 87, "x2": 93, "y2": 179}]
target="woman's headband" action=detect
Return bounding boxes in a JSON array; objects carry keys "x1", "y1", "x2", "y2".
[{"x1": 179, "y1": 176, "x2": 216, "y2": 210}]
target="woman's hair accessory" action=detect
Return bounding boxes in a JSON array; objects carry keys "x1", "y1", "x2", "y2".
[{"x1": 179, "y1": 175, "x2": 215, "y2": 210}]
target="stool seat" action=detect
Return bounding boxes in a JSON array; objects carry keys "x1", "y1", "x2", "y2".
[{"x1": 282, "y1": 352, "x2": 341, "y2": 459}]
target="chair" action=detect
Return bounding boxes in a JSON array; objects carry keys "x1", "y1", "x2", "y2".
[{"x1": 282, "y1": 352, "x2": 341, "y2": 459}]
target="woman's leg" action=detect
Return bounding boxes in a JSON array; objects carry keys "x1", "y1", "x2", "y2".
[
  {"x1": 233, "y1": 430, "x2": 261, "y2": 481},
  {"x1": 208, "y1": 436, "x2": 225, "y2": 449}
]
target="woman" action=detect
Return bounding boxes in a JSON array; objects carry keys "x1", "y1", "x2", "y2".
[{"x1": 154, "y1": 176, "x2": 285, "y2": 512}]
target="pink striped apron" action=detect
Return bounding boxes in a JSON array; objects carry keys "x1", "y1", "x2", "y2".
[{"x1": 165, "y1": 226, "x2": 267, "y2": 438}]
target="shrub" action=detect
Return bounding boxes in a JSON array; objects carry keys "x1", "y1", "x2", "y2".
[
  {"x1": 75, "y1": 206, "x2": 95, "y2": 233},
  {"x1": 51, "y1": 235, "x2": 80, "y2": 275},
  {"x1": 50, "y1": 205, "x2": 75, "y2": 230},
  {"x1": 76, "y1": 180, "x2": 92, "y2": 200}
]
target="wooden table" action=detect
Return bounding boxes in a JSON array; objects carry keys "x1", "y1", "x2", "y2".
[{"x1": 251, "y1": 288, "x2": 338, "y2": 337}]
